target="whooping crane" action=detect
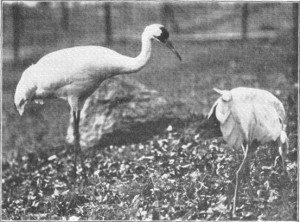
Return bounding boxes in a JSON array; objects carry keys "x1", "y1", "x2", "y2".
[
  {"x1": 14, "y1": 24, "x2": 182, "y2": 185},
  {"x1": 200, "y1": 87, "x2": 288, "y2": 218}
]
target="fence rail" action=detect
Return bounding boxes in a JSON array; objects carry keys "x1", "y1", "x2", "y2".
[{"x1": 3, "y1": 2, "x2": 296, "y2": 67}]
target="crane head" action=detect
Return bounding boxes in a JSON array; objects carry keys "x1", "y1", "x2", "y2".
[
  {"x1": 144, "y1": 24, "x2": 182, "y2": 61},
  {"x1": 197, "y1": 107, "x2": 223, "y2": 139}
]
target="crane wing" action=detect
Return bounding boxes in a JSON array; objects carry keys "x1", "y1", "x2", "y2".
[
  {"x1": 208, "y1": 89, "x2": 244, "y2": 148},
  {"x1": 232, "y1": 101, "x2": 282, "y2": 144},
  {"x1": 34, "y1": 46, "x2": 120, "y2": 89},
  {"x1": 229, "y1": 87, "x2": 283, "y2": 144},
  {"x1": 209, "y1": 88, "x2": 232, "y2": 124},
  {"x1": 22, "y1": 46, "x2": 134, "y2": 101}
]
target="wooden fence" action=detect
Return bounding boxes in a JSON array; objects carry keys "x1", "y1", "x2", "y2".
[{"x1": 3, "y1": 1, "x2": 298, "y2": 82}]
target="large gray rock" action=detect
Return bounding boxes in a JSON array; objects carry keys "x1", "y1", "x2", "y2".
[{"x1": 66, "y1": 76, "x2": 191, "y2": 149}]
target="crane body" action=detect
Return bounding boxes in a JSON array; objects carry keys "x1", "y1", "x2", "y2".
[
  {"x1": 15, "y1": 46, "x2": 152, "y2": 115},
  {"x1": 14, "y1": 24, "x2": 182, "y2": 186},
  {"x1": 209, "y1": 87, "x2": 286, "y2": 149},
  {"x1": 203, "y1": 87, "x2": 288, "y2": 217}
]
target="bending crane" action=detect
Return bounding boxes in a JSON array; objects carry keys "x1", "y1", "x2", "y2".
[{"x1": 203, "y1": 87, "x2": 288, "y2": 217}]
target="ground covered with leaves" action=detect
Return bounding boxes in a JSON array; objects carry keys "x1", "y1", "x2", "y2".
[{"x1": 2, "y1": 123, "x2": 297, "y2": 220}]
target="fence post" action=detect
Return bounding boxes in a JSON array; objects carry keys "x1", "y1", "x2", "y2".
[
  {"x1": 160, "y1": 3, "x2": 179, "y2": 33},
  {"x1": 104, "y1": 2, "x2": 112, "y2": 45},
  {"x1": 241, "y1": 3, "x2": 249, "y2": 42},
  {"x1": 60, "y1": 2, "x2": 72, "y2": 45},
  {"x1": 122, "y1": 2, "x2": 132, "y2": 44},
  {"x1": 292, "y1": 3, "x2": 298, "y2": 83},
  {"x1": 12, "y1": 3, "x2": 23, "y2": 66},
  {"x1": 60, "y1": 2, "x2": 69, "y2": 32}
]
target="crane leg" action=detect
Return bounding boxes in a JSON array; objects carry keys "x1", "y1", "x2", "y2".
[
  {"x1": 76, "y1": 111, "x2": 88, "y2": 182},
  {"x1": 277, "y1": 134, "x2": 288, "y2": 169},
  {"x1": 72, "y1": 111, "x2": 88, "y2": 186},
  {"x1": 232, "y1": 144, "x2": 249, "y2": 218},
  {"x1": 270, "y1": 137, "x2": 287, "y2": 169},
  {"x1": 72, "y1": 111, "x2": 78, "y2": 185}
]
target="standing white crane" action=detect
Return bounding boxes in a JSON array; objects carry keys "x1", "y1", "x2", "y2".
[
  {"x1": 200, "y1": 87, "x2": 288, "y2": 218},
  {"x1": 14, "y1": 24, "x2": 182, "y2": 185}
]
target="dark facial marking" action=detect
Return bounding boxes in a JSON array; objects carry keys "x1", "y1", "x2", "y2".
[
  {"x1": 155, "y1": 27, "x2": 169, "y2": 43},
  {"x1": 197, "y1": 106, "x2": 222, "y2": 139}
]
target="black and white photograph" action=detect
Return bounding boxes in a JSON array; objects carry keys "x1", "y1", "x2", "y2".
[{"x1": 2, "y1": 1, "x2": 298, "y2": 220}]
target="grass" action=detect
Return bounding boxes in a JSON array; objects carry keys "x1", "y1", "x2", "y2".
[
  {"x1": 2, "y1": 127, "x2": 297, "y2": 220},
  {"x1": 2, "y1": 27, "x2": 298, "y2": 220}
]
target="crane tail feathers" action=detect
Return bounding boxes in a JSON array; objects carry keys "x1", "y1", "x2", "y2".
[
  {"x1": 16, "y1": 100, "x2": 27, "y2": 116},
  {"x1": 213, "y1": 88, "x2": 231, "y2": 101},
  {"x1": 15, "y1": 88, "x2": 30, "y2": 116},
  {"x1": 213, "y1": 88, "x2": 223, "y2": 94},
  {"x1": 14, "y1": 65, "x2": 38, "y2": 116}
]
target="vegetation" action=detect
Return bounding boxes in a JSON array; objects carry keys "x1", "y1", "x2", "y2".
[{"x1": 2, "y1": 121, "x2": 297, "y2": 220}]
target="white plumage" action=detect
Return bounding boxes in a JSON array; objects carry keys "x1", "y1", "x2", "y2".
[
  {"x1": 207, "y1": 87, "x2": 288, "y2": 217},
  {"x1": 14, "y1": 24, "x2": 181, "y2": 185},
  {"x1": 15, "y1": 24, "x2": 181, "y2": 116},
  {"x1": 209, "y1": 87, "x2": 287, "y2": 149}
]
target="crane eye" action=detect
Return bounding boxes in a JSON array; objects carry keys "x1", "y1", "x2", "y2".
[{"x1": 154, "y1": 27, "x2": 169, "y2": 43}]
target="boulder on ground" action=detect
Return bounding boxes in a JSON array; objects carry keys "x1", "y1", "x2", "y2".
[{"x1": 66, "y1": 76, "x2": 193, "y2": 149}]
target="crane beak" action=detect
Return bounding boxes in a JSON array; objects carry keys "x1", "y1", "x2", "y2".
[{"x1": 164, "y1": 40, "x2": 182, "y2": 61}]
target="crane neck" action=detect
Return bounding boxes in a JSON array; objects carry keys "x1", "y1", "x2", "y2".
[{"x1": 128, "y1": 33, "x2": 152, "y2": 73}]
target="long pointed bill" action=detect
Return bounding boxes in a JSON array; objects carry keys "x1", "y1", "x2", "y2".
[{"x1": 164, "y1": 40, "x2": 182, "y2": 61}]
